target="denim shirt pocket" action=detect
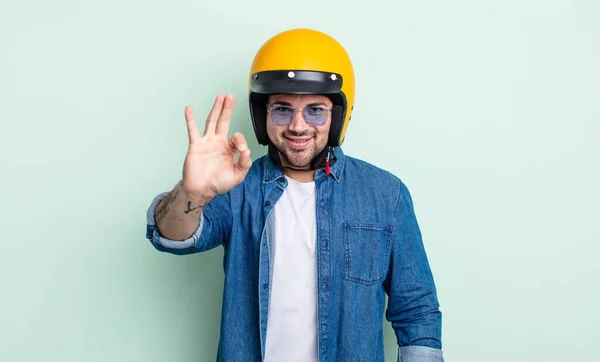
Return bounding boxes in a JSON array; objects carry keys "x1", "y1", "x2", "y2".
[{"x1": 343, "y1": 222, "x2": 392, "y2": 286}]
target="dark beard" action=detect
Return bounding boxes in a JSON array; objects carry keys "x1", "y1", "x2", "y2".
[
  {"x1": 273, "y1": 142, "x2": 315, "y2": 168},
  {"x1": 272, "y1": 130, "x2": 323, "y2": 168}
]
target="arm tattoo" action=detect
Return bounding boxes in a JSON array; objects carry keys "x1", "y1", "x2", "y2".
[
  {"x1": 155, "y1": 182, "x2": 182, "y2": 225},
  {"x1": 155, "y1": 201, "x2": 170, "y2": 224},
  {"x1": 184, "y1": 201, "x2": 206, "y2": 214}
]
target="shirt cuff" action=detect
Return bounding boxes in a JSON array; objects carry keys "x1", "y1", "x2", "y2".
[
  {"x1": 398, "y1": 346, "x2": 444, "y2": 362},
  {"x1": 145, "y1": 192, "x2": 204, "y2": 249}
]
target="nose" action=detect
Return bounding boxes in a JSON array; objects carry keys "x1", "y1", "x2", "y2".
[{"x1": 288, "y1": 109, "x2": 309, "y2": 133}]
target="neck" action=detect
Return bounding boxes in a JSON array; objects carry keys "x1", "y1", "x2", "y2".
[{"x1": 281, "y1": 166, "x2": 316, "y2": 183}]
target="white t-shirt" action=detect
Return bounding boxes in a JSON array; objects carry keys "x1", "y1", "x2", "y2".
[{"x1": 264, "y1": 176, "x2": 318, "y2": 362}]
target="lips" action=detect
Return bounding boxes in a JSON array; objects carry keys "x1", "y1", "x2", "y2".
[{"x1": 284, "y1": 136, "x2": 313, "y2": 148}]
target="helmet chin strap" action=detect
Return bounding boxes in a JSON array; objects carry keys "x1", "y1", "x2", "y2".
[{"x1": 267, "y1": 143, "x2": 337, "y2": 173}]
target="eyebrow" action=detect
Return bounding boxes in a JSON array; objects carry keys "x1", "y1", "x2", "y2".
[
  {"x1": 271, "y1": 101, "x2": 292, "y2": 106},
  {"x1": 270, "y1": 101, "x2": 328, "y2": 107}
]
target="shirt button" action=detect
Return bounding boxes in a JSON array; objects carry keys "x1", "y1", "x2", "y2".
[{"x1": 265, "y1": 200, "x2": 271, "y2": 206}]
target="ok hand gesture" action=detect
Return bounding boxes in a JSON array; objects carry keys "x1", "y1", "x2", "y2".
[{"x1": 181, "y1": 94, "x2": 252, "y2": 202}]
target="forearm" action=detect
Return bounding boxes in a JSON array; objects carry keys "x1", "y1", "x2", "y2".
[{"x1": 154, "y1": 181, "x2": 211, "y2": 240}]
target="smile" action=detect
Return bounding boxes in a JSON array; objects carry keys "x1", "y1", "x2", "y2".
[{"x1": 285, "y1": 136, "x2": 313, "y2": 148}]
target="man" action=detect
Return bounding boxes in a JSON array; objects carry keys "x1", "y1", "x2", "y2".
[{"x1": 145, "y1": 28, "x2": 444, "y2": 361}]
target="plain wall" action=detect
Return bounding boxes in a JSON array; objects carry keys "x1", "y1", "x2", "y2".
[{"x1": 1, "y1": 0, "x2": 598, "y2": 361}]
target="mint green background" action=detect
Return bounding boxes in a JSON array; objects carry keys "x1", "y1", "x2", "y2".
[{"x1": 1, "y1": 0, "x2": 598, "y2": 361}]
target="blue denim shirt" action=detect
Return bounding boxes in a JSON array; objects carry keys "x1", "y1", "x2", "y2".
[{"x1": 145, "y1": 147, "x2": 444, "y2": 362}]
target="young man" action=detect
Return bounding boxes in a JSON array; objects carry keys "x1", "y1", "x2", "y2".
[{"x1": 146, "y1": 28, "x2": 444, "y2": 362}]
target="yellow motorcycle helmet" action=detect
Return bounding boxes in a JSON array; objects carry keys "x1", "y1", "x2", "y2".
[{"x1": 248, "y1": 28, "x2": 355, "y2": 147}]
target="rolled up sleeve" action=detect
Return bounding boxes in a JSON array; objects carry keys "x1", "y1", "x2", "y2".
[
  {"x1": 398, "y1": 346, "x2": 444, "y2": 362},
  {"x1": 145, "y1": 191, "x2": 232, "y2": 255},
  {"x1": 145, "y1": 192, "x2": 204, "y2": 252}
]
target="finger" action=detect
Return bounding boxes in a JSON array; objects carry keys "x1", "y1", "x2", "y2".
[
  {"x1": 234, "y1": 149, "x2": 252, "y2": 177},
  {"x1": 227, "y1": 132, "x2": 248, "y2": 153},
  {"x1": 215, "y1": 93, "x2": 235, "y2": 136},
  {"x1": 184, "y1": 105, "x2": 201, "y2": 144},
  {"x1": 204, "y1": 95, "x2": 224, "y2": 136}
]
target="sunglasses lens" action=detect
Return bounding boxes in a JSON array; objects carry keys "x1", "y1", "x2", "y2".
[
  {"x1": 270, "y1": 106, "x2": 293, "y2": 125},
  {"x1": 269, "y1": 106, "x2": 328, "y2": 126},
  {"x1": 304, "y1": 107, "x2": 327, "y2": 126}
]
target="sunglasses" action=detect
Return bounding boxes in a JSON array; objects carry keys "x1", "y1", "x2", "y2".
[{"x1": 267, "y1": 104, "x2": 332, "y2": 126}]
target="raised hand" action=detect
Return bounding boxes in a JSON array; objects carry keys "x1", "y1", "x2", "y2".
[{"x1": 181, "y1": 94, "x2": 252, "y2": 202}]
